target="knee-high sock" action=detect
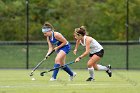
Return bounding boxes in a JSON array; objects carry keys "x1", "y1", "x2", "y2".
[
  {"x1": 52, "y1": 64, "x2": 60, "y2": 79},
  {"x1": 62, "y1": 65, "x2": 73, "y2": 76},
  {"x1": 97, "y1": 64, "x2": 108, "y2": 71},
  {"x1": 88, "y1": 67, "x2": 94, "y2": 78}
]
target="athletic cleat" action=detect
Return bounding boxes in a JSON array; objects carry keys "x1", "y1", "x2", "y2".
[
  {"x1": 50, "y1": 77, "x2": 57, "y2": 81},
  {"x1": 86, "y1": 77, "x2": 94, "y2": 81},
  {"x1": 69, "y1": 72, "x2": 77, "y2": 81},
  {"x1": 106, "y1": 64, "x2": 112, "y2": 77}
]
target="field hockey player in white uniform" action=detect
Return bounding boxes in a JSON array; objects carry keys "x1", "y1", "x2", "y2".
[{"x1": 73, "y1": 26, "x2": 112, "y2": 81}]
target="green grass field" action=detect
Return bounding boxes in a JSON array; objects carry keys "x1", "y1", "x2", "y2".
[
  {"x1": 0, "y1": 44, "x2": 140, "y2": 93},
  {"x1": 0, "y1": 70, "x2": 139, "y2": 93},
  {"x1": 0, "y1": 45, "x2": 140, "y2": 69}
]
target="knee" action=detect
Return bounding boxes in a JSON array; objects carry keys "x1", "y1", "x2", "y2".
[
  {"x1": 87, "y1": 62, "x2": 98, "y2": 70},
  {"x1": 93, "y1": 64, "x2": 98, "y2": 70},
  {"x1": 87, "y1": 62, "x2": 93, "y2": 68},
  {"x1": 55, "y1": 58, "x2": 61, "y2": 64}
]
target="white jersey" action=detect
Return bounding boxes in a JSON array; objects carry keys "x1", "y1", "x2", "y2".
[{"x1": 80, "y1": 36, "x2": 103, "y2": 54}]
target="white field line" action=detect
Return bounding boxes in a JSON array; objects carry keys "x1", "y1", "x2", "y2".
[
  {"x1": 50, "y1": 83, "x2": 133, "y2": 87},
  {"x1": 0, "y1": 83, "x2": 133, "y2": 88}
]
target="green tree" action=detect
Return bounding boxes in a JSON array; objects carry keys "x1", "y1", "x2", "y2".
[{"x1": 0, "y1": 0, "x2": 139, "y2": 41}]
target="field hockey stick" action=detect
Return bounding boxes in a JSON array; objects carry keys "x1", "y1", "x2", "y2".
[
  {"x1": 40, "y1": 61, "x2": 75, "y2": 76},
  {"x1": 30, "y1": 49, "x2": 55, "y2": 76}
]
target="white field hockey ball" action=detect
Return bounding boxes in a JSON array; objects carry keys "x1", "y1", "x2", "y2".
[{"x1": 31, "y1": 78, "x2": 35, "y2": 80}]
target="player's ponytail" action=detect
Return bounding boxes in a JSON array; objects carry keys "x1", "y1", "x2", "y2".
[
  {"x1": 80, "y1": 26, "x2": 86, "y2": 30},
  {"x1": 44, "y1": 22, "x2": 55, "y2": 31},
  {"x1": 75, "y1": 26, "x2": 87, "y2": 36}
]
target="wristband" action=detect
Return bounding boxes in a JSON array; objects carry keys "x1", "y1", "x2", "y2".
[{"x1": 79, "y1": 56, "x2": 82, "y2": 59}]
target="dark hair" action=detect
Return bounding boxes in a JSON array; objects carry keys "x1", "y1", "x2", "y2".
[{"x1": 43, "y1": 22, "x2": 55, "y2": 30}]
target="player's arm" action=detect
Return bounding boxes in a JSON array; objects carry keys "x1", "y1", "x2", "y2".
[
  {"x1": 46, "y1": 37, "x2": 54, "y2": 56},
  {"x1": 75, "y1": 37, "x2": 91, "y2": 62},
  {"x1": 54, "y1": 32, "x2": 67, "y2": 50},
  {"x1": 79, "y1": 37, "x2": 90, "y2": 58},
  {"x1": 73, "y1": 40, "x2": 80, "y2": 55}
]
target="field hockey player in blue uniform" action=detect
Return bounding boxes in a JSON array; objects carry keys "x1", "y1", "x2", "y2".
[{"x1": 42, "y1": 22, "x2": 76, "y2": 81}]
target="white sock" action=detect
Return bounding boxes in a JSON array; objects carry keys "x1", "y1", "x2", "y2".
[
  {"x1": 88, "y1": 67, "x2": 94, "y2": 78},
  {"x1": 97, "y1": 64, "x2": 108, "y2": 71}
]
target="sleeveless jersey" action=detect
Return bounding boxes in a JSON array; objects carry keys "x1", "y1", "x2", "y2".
[
  {"x1": 49, "y1": 32, "x2": 68, "y2": 46},
  {"x1": 80, "y1": 36, "x2": 103, "y2": 54}
]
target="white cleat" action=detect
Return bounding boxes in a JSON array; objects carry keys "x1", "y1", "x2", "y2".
[
  {"x1": 50, "y1": 77, "x2": 57, "y2": 81},
  {"x1": 69, "y1": 72, "x2": 77, "y2": 81}
]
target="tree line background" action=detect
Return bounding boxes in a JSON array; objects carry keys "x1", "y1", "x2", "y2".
[{"x1": 0, "y1": 0, "x2": 140, "y2": 41}]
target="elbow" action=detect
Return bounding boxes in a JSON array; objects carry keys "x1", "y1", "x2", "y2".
[
  {"x1": 63, "y1": 41, "x2": 67, "y2": 45},
  {"x1": 85, "y1": 50, "x2": 90, "y2": 55}
]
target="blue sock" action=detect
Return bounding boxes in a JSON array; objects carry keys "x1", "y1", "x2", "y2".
[
  {"x1": 52, "y1": 64, "x2": 60, "y2": 79},
  {"x1": 62, "y1": 65, "x2": 73, "y2": 76}
]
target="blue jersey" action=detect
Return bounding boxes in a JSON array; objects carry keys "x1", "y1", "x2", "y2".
[
  {"x1": 49, "y1": 32, "x2": 71, "y2": 54},
  {"x1": 49, "y1": 32, "x2": 62, "y2": 46}
]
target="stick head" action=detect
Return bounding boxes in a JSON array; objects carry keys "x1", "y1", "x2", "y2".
[
  {"x1": 30, "y1": 71, "x2": 34, "y2": 76},
  {"x1": 40, "y1": 71, "x2": 46, "y2": 76},
  {"x1": 30, "y1": 74, "x2": 33, "y2": 76}
]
